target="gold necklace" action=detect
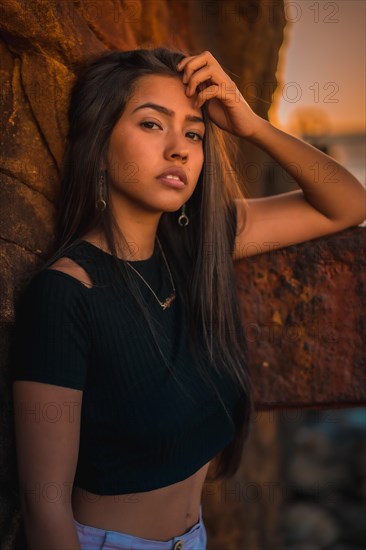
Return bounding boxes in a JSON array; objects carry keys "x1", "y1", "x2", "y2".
[{"x1": 125, "y1": 237, "x2": 176, "y2": 310}]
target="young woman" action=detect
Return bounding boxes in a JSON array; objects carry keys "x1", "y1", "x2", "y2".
[{"x1": 11, "y1": 47, "x2": 365, "y2": 550}]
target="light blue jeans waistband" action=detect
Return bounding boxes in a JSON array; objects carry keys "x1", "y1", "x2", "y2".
[{"x1": 74, "y1": 504, "x2": 207, "y2": 550}]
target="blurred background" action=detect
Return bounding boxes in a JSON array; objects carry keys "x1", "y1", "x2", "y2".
[
  {"x1": 272, "y1": 0, "x2": 365, "y2": 190},
  {"x1": 250, "y1": 0, "x2": 365, "y2": 199}
]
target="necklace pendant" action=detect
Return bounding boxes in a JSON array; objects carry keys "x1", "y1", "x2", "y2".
[
  {"x1": 126, "y1": 237, "x2": 176, "y2": 310},
  {"x1": 162, "y1": 293, "x2": 176, "y2": 310}
]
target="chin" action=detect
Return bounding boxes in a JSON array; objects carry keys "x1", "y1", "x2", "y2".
[{"x1": 150, "y1": 198, "x2": 188, "y2": 213}]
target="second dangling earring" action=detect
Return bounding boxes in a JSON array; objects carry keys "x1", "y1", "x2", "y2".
[
  {"x1": 178, "y1": 203, "x2": 189, "y2": 226},
  {"x1": 96, "y1": 171, "x2": 107, "y2": 211}
]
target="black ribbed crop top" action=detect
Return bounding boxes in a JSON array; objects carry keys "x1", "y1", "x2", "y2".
[{"x1": 11, "y1": 216, "x2": 245, "y2": 495}]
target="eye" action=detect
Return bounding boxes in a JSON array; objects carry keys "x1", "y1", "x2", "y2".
[
  {"x1": 187, "y1": 132, "x2": 203, "y2": 142},
  {"x1": 140, "y1": 121, "x2": 203, "y2": 142},
  {"x1": 140, "y1": 121, "x2": 160, "y2": 130}
]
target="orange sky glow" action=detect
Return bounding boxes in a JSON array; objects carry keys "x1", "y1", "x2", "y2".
[{"x1": 270, "y1": 0, "x2": 365, "y2": 135}]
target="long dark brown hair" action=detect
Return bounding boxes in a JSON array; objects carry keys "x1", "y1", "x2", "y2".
[{"x1": 39, "y1": 46, "x2": 254, "y2": 482}]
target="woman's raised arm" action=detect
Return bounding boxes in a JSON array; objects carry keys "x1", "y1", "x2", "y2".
[{"x1": 177, "y1": 50, "x2": 366, "y2": 258}]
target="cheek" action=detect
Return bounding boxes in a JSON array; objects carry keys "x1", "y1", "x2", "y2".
[
  {"x1": 110, "y1": 129, "x2": 151, "y2": 159},
  {"x1": 106, "y1": 134, "x2": 138, "y2": 171},
  {"x1": 106, "y1": 136, "x2": 154, "y2": 186}
]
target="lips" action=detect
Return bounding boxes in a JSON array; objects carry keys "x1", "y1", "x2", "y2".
[{"x1": 156, "y1": 167, "x2": 187, "y2": 186}]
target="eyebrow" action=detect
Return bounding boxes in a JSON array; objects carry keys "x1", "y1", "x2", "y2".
[{"x1": 131, "y1": 102, "x2": 205, "y2": 125}]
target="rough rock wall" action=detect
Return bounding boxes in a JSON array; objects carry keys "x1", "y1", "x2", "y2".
[{"x1": 0, "y1": 1, "x2": 303, "y2": 549}]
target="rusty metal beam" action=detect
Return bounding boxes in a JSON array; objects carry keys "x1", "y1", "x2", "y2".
[{"x1": 234, "y1": 226, "x2": 366, "y2": 410}]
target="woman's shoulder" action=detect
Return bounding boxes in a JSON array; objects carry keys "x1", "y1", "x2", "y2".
[
  {"x1": 33, "y1": 236, "x2": 104, "y2": 292},
  {"x1": 17, "y1": 260, "x2": 92, "y2": 315},
  {"x1": 46, "y1": 256, "x2": 93, "y2": 290}
]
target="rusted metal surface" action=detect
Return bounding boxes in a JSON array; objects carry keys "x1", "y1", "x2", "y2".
[{"x1": 234, "y1": 226, "x2": 366, "y2": 410}]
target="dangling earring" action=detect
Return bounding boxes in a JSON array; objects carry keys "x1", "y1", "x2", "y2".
[
  {"x1": 96, "y1": 171, "x2": 107, "y2": 211},
  {"x1": 178, "y1": 203, "x2": 189, "y2": 226}
]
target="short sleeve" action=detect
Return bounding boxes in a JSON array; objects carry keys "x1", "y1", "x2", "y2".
[{"x1": 11, "y1": 270, "x2": 91, "y2": 390}]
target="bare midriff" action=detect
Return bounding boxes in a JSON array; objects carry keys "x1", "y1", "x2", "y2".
[{"x1": 71, "y1": 460, "x2": 212, "y2": 541}]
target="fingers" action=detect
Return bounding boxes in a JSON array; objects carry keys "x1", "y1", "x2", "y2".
[
  {"x1": 195, "y1": 82, "x2": 240, "y2": 110},
  {"x1": 194, "y1": 84, "x2": 219, "y2": 109},
  {"x1": 176, "y1": 51, "x2": 213, "y2": 83},
  {"x1": 184, "y1": 66, "x2": 213, "y2": 96},
  {"x1": 176, "y1": 50, "x2": 211, "y2": 70},
  {"x1": 176, "y1": 51, "x2": 233, "y2": 109}
]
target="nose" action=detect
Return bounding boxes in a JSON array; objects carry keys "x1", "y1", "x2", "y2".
[
  {"x1": 171, "y1": 150, "x2": 188, "y2": 162},
  {"x1": 164, "y1": 132, "x2": 189, "y2": 162}
]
